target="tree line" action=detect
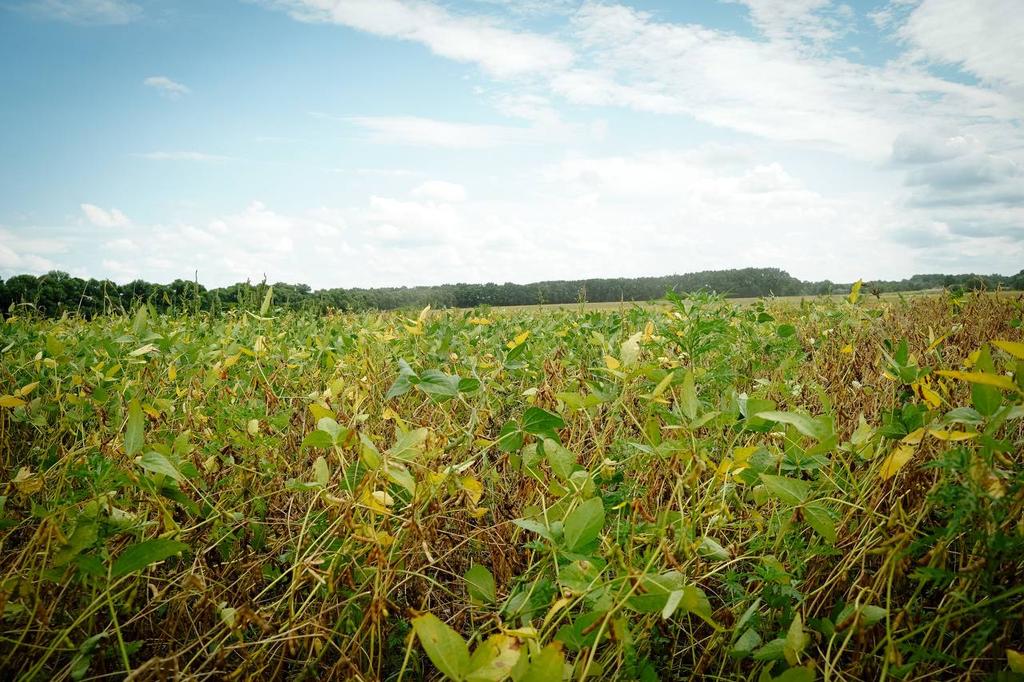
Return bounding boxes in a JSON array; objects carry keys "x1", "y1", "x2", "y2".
[{"x1": 1, "y1": 267, "x2": 1021, "y2": 318}]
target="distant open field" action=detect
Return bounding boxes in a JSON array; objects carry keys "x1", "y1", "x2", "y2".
[
  {"x1": 1, "y1": 290, "x2": 1022, "y2": 680},
  {"x1": 492, "y1": 287, "x2": 1021, "y2": 312}
]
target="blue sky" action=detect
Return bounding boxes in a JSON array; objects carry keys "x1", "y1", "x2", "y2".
[{"x1": 0, "y1": 0, "x2": 1021, "y2": 288}]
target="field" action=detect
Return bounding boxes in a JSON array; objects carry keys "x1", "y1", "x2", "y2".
[{"x1": 1, "y1": 289, "x2": 1023, "y2": 681}]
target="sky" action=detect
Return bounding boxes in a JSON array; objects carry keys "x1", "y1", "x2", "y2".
[{"x1": 0, "y1": 0, "x2": 1022, "y2": 289}]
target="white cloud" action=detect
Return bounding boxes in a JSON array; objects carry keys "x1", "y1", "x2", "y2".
[
  {"x1": 104, "y1": 238, "x2": 136, "y2": 250},
  {"x1": 411, "y1": 180, "x2": 467, "y2": 203},
  {"x1": 0, "y1": 228, "x2": 64, "y2": 275},
  {"x1": 729, "y1": 0, "x2": 845, "y2": 47},
  {"x1": 133, "y1": 151, "x2": 231, "y2": 162},
  {"x1": 24, "y1": 0, "x2": 141, "y2": 25},
  {"x1": 347, "y1": 116, "x2": 534, "y2": 148},
  {"x1": 81, "y1": 203, "x2": 131, "y2": 228},
  {"x1": 899, "y1": 0, "x2": 1024, "y2": 89},
  {"x1": 264, "y1": 0, "x2": 574, "y2": 77},
  {"x1": 556, "y1": 2, "x2": 1018, "y2": 162},
  {"x1": 143, "y1": 76, "x2": 190, "y2": 98}
]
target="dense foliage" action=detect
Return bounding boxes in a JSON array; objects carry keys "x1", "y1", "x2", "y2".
[
  {"x1": 1, "y1": 289, "x2": 1023, "y2": 680},
  {"x1": 2, "y1": 267, "x2": 1022, "y2": 318}
]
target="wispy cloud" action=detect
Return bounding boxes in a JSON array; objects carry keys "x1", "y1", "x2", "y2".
[
  {"x1": 143, "y1": 76, "x2": 190, "y2": 98},
  {"x1": 346, "y1": 115, "x2": 536, "y2": 148},
  {"x1": 81, "y1": 203, "x2": 131, "y2": 228},
  {"x1": 23, "y1": 0, "x2": 141, "y2": 25},
  {"x1": 133, "y1": 151, "x2": 232, "y2": 162},
  {"x1": 262, "y1": 0, "x2": 573, "y2": 77}
]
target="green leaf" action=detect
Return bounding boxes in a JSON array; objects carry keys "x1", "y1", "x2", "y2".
[
  {"x1": 753, "y1": 638, "x2": 787, "y2": 661},
  {"x1": 497, "y1": 421, "x2": 524, "y2": 453},
  {"x1": 759, "y1": 474, "x2": 811, "y2": 505},
  {"x1": 418, "y1": 369, "x2": 461, "y2": 401},
  {"x1": 776, "y1": 324, "x2": 797, "y2": 338},
  {"x1": 412, "y1": 613, "x2": 470, "y2": 681},
  {"x1": 562, "y1": 497, "x2": 604, "y2": 552},
  {"x1": 755, "y1": 411, "x2": 832, "y2": 441},
  {"x1": 464, "y1": 564, "x2": 496, "y2": 605},
  {"x1": 386, "y1": 373, "x2": 414, "y2": 399},
  {"x1": 458, "y1": 377, "x2": 481, "y2": 394},
  {"x1": 621, "y1": 332, "x2": 642, "y2": 366},
  {"x1": 804, "y1": 503, "x2": 837, "y2": 544},
  {"x1": 301, "y1": 430, "x2": 334, "y2": 449},
  {"x1": 512, "y1": 518, "x2": 553, "y2": 541},
  {"x1": 521, "y1": 643, "x2": 565, "y2": 682},
  {"x1": 466, "y1": 634, "x2": 521, "y2": 681},
  {"x1": 736, "y1": 447, "x2": 777, "y2": 486},
  {"x1": 313, "y1": 456, "x2": 329, "y2": 486},
  {"x1": 386, "y1": 360, "x2": 417, "y2": 399},
  {"x1": 784, "y1": 613, "x2": 808, "y2": 665},
  {"x1": 52, "y1": 520, "x2": 99, "y2": 568},
  {"x1": 125, "y1": 398, "x2": 144, "y2": 456},
  {"x1": 971, "y1": 382, "x2": 1001, "y2": 417},
  {"x1": 626, "y1": 572, "x2": 684, "y2": 613},
  {"x1": 522, "y1": 407, "x2": 564, "y2": 439},
  {"x1": 661, "y1": 589, "x2": 684, "y2": 620},
  {"x1": 388, "y1": 427, "x2": 428, "y2": 461},
  {"x1": 70, "y1": 632, "x2": 108, "y2": 681},
  {"x1": 359, "y1": 433, "x2": 383, "y2": 469},
  {"x1": 386, "y1": 463, "x2": 416, "y2": 496},
  {"x1": 680, "y1": 369, "x2": 698, "y2": 421},
  {"x1": 259, "y1": 285, "x2": 273, "y2": 316},
  {"x1": 138, "y1": 451, "x2": 183, "y2": 482},
  {"x1": 775, "y1": 667, "x2": 816, "y2": 682},
  {"x1": 679, "y1": 585, "x2": 717, "y2": 627},
  {"x1": 111, "y1": 538, "x2": 188, "y2": 578},
  {"x1": 317, "y1": 417, "x2": 343, "y2": 443},
  {"x1": 730, "y1": 628, "x2": 762, "y2": 659},
  {"x1": 542, "y1": 438, "x2": 575, "y2": 480},
  {"x1": 698, "y1": 536, "x2": 731, "y2": 561},
  {"x1": 554, "y1": 611, "x2": 606, "y2": 651}
]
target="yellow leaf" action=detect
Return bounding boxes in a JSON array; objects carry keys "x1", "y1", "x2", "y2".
[
  {"x1": 468, "y1": 317, "x2": 492, "y2": 325},
  {"x1": 642, "y1": 321, "x2": 655, "y2": 342},
  {"x1": 936, "y1": 370, "x2": 1018, "y2": 392},
  {"x1": 12, "y1": 467, "x2": 42, "y2": 495},
  {"x1": 604, "y1": 355, "x2": 621, "y2": 370},
  {"x1": 880, "y1": 444, "x2": 916, "y2": 480},
  {"x1": 507, "y1": 331, "x2": 530, "y2": 349},
  {"x1": 356, "y1": 524, "x2": 395, "y2": 548},
  {"x1": 901, "y1": 428, "x2": 925, "y2": 445},
  {"x1": 308, "y1": 403, "x2": 334, "y2": 422},
  {"x1": 730, "y1": 446, "x2": 759, "y2": 476},
  {"x1": 993, "y1": 340, "x2": 1024, "y2": 360},
  {"x1": 0, "y1": 395, "x2": 26, "y2": 408},
  {"x1": 1008, "y1": 649, "x2": 1024, "y2": 673},
  {"x1": 359, "y1": 489, "x2": 394, "y2": 514},
  {"x1": 168, "y1": 364, "x2": 177, "y2": 381},
  {"x1": 913, "y1": 380, "x2": 943, "y2": 408},
  {"x1": 16, "y1": 382, "x2": 39, "y2": 397},
  {"x1": 840, "y1": 344, "x2": 853, "y2": 354},
  {"x1": 925, "y1": 334, "x2": 948, "y2": 354},
  {"x1": 460, "y1": 476, "x2": 483, "y2": 506},
  {"x1": 222, "y1": 353, "x2": 241, "y2": 369},
  {"x1": 848, "y1": 279, "x2": 863, "y2": 304},
  {"x1": 417, "y1": 304, "x2": 431, "y2": 322},
  {"x1": 928, "y1": 429, "x2": 978, "y2": 441}
]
